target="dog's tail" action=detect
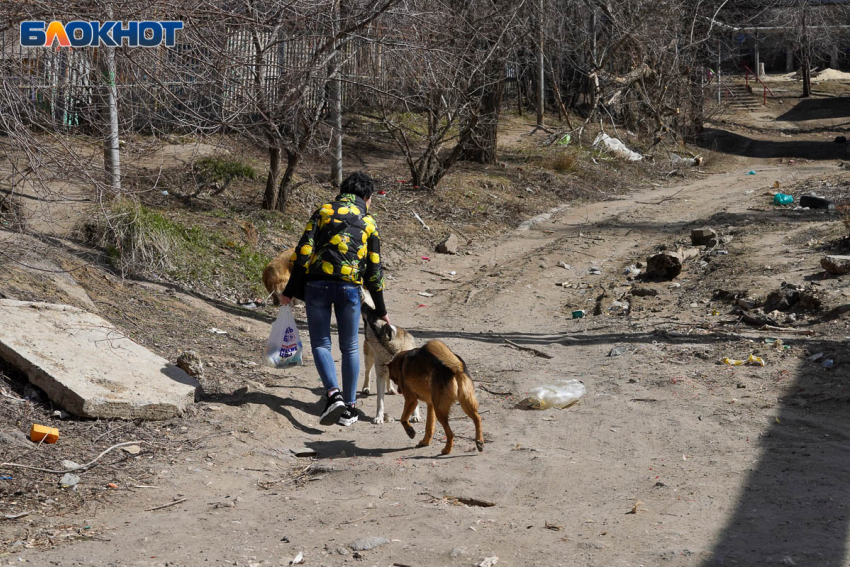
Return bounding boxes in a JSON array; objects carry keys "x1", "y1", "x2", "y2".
[{"x1": 451, "y1": 352, "x2": 484, "y2": 453}]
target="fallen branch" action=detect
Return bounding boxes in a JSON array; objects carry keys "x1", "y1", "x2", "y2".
[
  {"x1": 446, "y1": 495, "x2": 496, "y2": 507},
  {"x1": 0, "y1": 441, "x2": 145, "y2": 474},
  {"x1": 3, "y1": 512, "x2": 30, "y2": 520},
  {"x1": 145, "y1": 497, "x2": 188, "y2": 512},
  {"x1": 479, "y1": 385, "x2": 512, "y2": 396},
  {"x1": 503, "y1": 339, "x2": 553, "y2": 359}
]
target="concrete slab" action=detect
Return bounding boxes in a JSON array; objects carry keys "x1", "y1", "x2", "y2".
[{"x1": 0, "y1": 300, "x2": 198, "y2": 420}]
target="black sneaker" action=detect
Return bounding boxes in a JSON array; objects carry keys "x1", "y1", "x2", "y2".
[
  {"x1": 337, "y1": 405, "x2": 358, "y2": 427},
  {"x1": 320, "y1": 391, "x2": 346, "y2": 426}
]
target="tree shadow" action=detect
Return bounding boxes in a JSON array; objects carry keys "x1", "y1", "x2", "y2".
[
  {"x1": 697, "y1": 128, "x2": 850, "y2": 159},
  {"x1": 777, "y1": 97, "x2": 850, "y2": 122},
  {"x1": 704, "y1": 337, "x2": 850, "y2": 566}
]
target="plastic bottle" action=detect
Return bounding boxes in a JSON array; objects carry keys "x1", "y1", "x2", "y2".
[{"x1": 525, "y1": 380, "x2": 587, "y2": 409}]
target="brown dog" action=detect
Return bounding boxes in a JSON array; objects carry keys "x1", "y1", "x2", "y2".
[
  {"x1": 262, "y1": 250, "x2": 294, "y2": 305},
  {"x1": 387, "y1": 340, "x2": 484, "y2": 455}
]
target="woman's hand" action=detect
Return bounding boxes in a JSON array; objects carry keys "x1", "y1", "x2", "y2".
[
  {"x1": 380, "y1": 314, "x2": 391, "y2": 325},
  {"x1": 280, "y1": 295, "x2": 292, "y2": 306}
]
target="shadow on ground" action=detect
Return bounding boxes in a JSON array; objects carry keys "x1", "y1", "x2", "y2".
[
  {"x1": 777, "y1": 97, "x2": 850, "y2": 122},
  {"x1": 703, "y1": 337, "x2": 850, "y2": 566},
  {"x1": 698, "y1": 129, "x2": 849, "y2": 159}
]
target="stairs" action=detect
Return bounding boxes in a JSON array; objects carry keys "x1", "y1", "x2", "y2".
[{"x1": 723, "y1": 82, "x2": 762, "y2": 111}]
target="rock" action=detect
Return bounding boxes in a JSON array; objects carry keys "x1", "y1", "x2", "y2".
[
  {"x1": 608, "y1": 347, "x2": 625, "y2": 357},
  {"x1": 177, "y1": 350, "x2": 204, "y2": 378},
  {"x1": 737, "y1": 297, "x2": 758, "y2": 310},
  {"x1": 62, "y1": 460, "x2": 81, "y2": 470},
  {"x1": 436, "y1": 233, "x2": 459, "y2": 254},
  {"x1": 690, "y1": 227, "x2": 717, "y2": 246},
  {"x1": 122, "y1": 445, "x2": 142, "y2": 455},
  {"x1": 0, "y1": 300, "x2": 198, "y2": 420},
  {"x1": 646, "y1": 251, "x2": 683, "y2": 280},
  {"x1": 450, "y1": 547, "x2": 467, "y2": 558},
  {"x1": 349, "y1": 537, "x2": 390, "y2": 552},
  {"x1": 630, "y1": 287, "x2": 658, "y2": 297},
  {"x1": 477, "y1": 557, "x2": 499, "y2": 567},
  {"x1": 0, "y1": 429, "x2": 30, "y2": 448},
  {"x1": 822, "y1": 255, "x2": 850, "y2": 275},
  {"x1": 60, "y1": 473, "x2": 80, "y2": 488}
]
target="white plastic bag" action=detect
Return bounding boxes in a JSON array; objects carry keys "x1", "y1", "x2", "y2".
[
  {"x1": 264, "y1": 305, "x2": 303, "y2": 367},
  {"x1": 592, "y1": 132, "x2": 643, "y2": 161},
  {"x1": 524, "y1": 379, "x2": 586, "y2": 409}
]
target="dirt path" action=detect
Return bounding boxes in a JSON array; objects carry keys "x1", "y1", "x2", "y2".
[{"x1": 13, "y1": 158, "x2": 850, "y2": 567}]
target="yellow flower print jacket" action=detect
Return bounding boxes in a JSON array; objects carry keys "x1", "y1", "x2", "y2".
[{"x1": 283, "y1": 193, "x2": 386, "y2": 308}]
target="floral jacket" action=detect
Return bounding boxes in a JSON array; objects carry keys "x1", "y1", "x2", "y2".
[{"x1": 283, "y1": 193, "x2": 387, "y2": 314}]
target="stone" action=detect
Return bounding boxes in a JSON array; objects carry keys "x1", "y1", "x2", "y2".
[
  {"x1": 177, "y1": 351, "x2": 204, "y2": 378},
  {"x1": 822, "y1": 255, "x2": 850, "y2": 275},
  {"x1": 0, "y1": 300, "x2": 198, "y2": 420},
  {"x1": 60, "y1": 473, "x2": 80, "y2": 488},
  {"x1": 646, "y1": 251, "x2": 683, "y2": 280},
  {"x1": 764, "y1": 288, "x2": 799, "y2": 313},
  {"x1": 0, "y1": 429, "x2": 30, "y2": 448},
  {"x1": 122, "y1": 445, "x2": 142, "y2": 455},
  {"x1": 690, "y1": 227, "x2": 717, "y2": 246},
  {"x1": 348, "y1": 537, "x2": 390, "y2": 551},
  {"x1": 436, "y1": 233, "x2": 459, "y2": 254},
  {"x1": 630, "y1": 287, "x2": 658, "y2": 297}
]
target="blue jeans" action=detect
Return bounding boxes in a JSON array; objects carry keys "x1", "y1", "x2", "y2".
[{"x1": 305, "y1": 281, "x2": 361, "y2": 405}]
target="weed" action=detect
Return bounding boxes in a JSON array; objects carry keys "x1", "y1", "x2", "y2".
[{"x1": 549, "y1": 153, "x2": 578, "y2": 173}]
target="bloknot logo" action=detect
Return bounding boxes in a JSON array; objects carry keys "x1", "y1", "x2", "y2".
[{"x1": 20, "y1": 21, "x2": 183, "y2": 48}]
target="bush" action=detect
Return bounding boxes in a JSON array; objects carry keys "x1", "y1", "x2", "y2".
[
  {"x1": 549, "y1": 153, "x2": 578, "y2": 174},
  {"x1": 193, "y1": 156, "x2": 258, "y2": 194}
]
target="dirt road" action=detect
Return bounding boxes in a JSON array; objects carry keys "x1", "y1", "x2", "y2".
[{"x1": 12, "y1": 158, "x2": 850, "y2": 567}]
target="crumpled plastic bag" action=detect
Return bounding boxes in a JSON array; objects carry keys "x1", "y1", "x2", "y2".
[
  {"x1": 593, "y1": 133, "x2": 643, "y2": 161},
  {"x1": 264, "y1": 305, "x2": 303, "y2": 367},
  {"x1": 721, "y1": 354, "x2": 765, "y2": 367},
  {"x1": 523, "y1": 379, "x2": 587, "y2": 409}
]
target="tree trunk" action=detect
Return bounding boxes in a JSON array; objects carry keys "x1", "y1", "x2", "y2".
[
  {"x1": 802, "y1": 53, "x2": 811, "y2": 97},
  {"x1": 536, "y1": 0, "x2": 545, "y2": 127},
  {"x1": 329, "y1": 0, "x2": 343, "y2": 187},
  {"x1": 99, "y1": 46, "x2": 121, "y2": 192},
  {"x1": 275, "y1": 151, "x2": 301, "y2": 212},
  {"x1": 263, "y1": 146, "x2": 281, "y2": 210},
  {"x1": 459, "y1": 77, "x2": 503, "y2": 164}
]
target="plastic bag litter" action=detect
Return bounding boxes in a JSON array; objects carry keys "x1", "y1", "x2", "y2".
[
  {"x1": 557, "y1": 134, "x2": 571, "y2": 146},
  {"x1": 721, "y1": 354, "x2": 765, "y2": 367},
  {"x1": 523, "y1": 379, "x2": 586, "y2": 409},
  {"x1": 592, "y1": 133, "x2": 642, "y2": 161},
  {"x1": 264, "y1": 305, "x2": 303, "y2": 368},
  {"x1": 773, "y1": 193, "x2": 794, "y2": 205}
]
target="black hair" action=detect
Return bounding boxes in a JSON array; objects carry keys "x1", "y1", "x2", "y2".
[{"x1": 340, "y1": 171, "x2": 375, "y2": 200}]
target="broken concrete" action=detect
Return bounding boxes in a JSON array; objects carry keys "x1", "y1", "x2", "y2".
[
  {"x1": 0, "y1": 300, "x2": 198, "y2": 419},
  {"x1": 690, "y1": 227, "x2": 717, "y2": 246},
  {"x1": 822, "y1": 255, "x2": 850, "y2": 275}
]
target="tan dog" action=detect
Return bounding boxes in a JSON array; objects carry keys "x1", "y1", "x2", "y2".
[
  {"x1": 262, "y1": 250, "x2": 294, "y2": 305},
  {"x1": 387, "y1": 340, "x2": 484, "y2": 455},
  {"x1": 360, "y1": 290, "x2": 421, "y2": 424}
]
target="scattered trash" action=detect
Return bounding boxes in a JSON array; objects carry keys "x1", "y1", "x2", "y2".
[
  {"x1": 822, "y1": 359, "x2": 835, "y2": 368},
  {"x1": 30, "y1": 424, "x2": 59, "y2": 444},
  {"x1": 523, "y1": 380, "x2": 586, "y2": 410},
  {"x1": 377, "y1": 190, "x2": 387, "y2": 196},
  {"x1": 609, "y1": 347, "x2": 625, "y2": 357},
  {"x1": 571, "y1": 310, "x2": 586, "y2": 319},
  {"x1": 808, "y1": 352, "x2": 825, "y2": 362},
  {"x1": 557, "y1": 133, "x2": 571, "y2": 146},
  {"x1": 0, "y1": 476, "x2": 13, "y2": 480},
  {"x1": 421, "y1": 256, "x2": 431, "y2": 261},
  {"x1": 161, "y1": 190, "x2": 169, "y2": 196},
  {"x1": 593, "y1": 132, "x2": 643, "y2": 161},
  {"x1": 62, "y1": 460, "x2": 81, "y2": 471},
  {"x1": 264, "y1": 305, "x2": 303, "y2": 368},
  {"x1": 589, "y1": 266, "x2": 602, "y2": 275},
  {"x1": 52, "y1": 410, "x2": 69, "y2": 419},
  {"x1": 669, "y1": 282, "x2": 681, "y2": 289},
  {"x1": 746, "y1": 170, "x2": 756, "y2": 175},
  {"x1": 671, "y1": 154, "x2": 702, "y2": 167},
  {"x1": 558, "y1": 261, "x2": 572, "y2": 270},
  {"x1": 627, "y1": 500, "x2": 645, "y2": 514},
  {"x1": 623, "y1": 264, "x2": 641, "y2": 277},
  {"x1": 449, "y1": 271, "x2": 457, "y2": 275},
  {"x1": 712, "y1": 250, "x2": 728, "y2": 256},
  {"x1": 477, "y1": 557, "x2": 499, "y2": 567},
  {"x1": 412, "y1": 211, "x2": 431, "y2": 231},
  {"x1": 107, "y1": 482, "x2": 119, "y2": 489},
  {"x1": 773, "y1": 193, "x2": 794, "y2": 205},
  {"x1": 208, "y1": 328, "x2": 227, "y2": 335},
  {"x1": 608, "y1": 300, "x2": 630, "y2": 315},
  {"x1": 774, "y1": 181, "x2": 780, "y2": 189},
  {"x1": 800, "y1": 195, "x2": 834, "y2": 209},
  {"x1": 290, "y1": 551, "x2": 304, "y2": 565},
  {"x1": 418, "y1": 292, "x2": 435, "y2": 297},
  {"x1": 59, "y1": 473, "x2": 80, "y2": 488},
  {"x1": 721, "y1": 354, "x2": 765, "y2": 367},
  {"x1": 416, "y1": 304, "x2": 427, "y2": 308}
]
